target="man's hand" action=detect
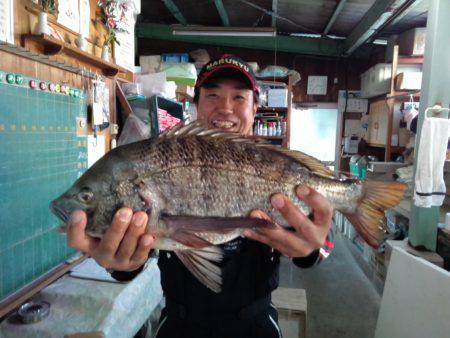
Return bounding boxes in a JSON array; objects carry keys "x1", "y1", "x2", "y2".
[
  {"x1": 243, "y1": 186, "x2": 332, "y2": 258},
  {"x1": 67, "y1": 208, "x2": 154, "y2": 271}
]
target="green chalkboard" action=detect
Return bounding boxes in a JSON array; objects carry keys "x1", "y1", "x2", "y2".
[{"x1": 0, "y1": 71, "x2": 88, "y2": 301}]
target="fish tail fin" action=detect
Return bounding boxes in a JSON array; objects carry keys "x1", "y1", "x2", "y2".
[{"x1": 342, "y1": 181, "x2": 407, "y2": 248}]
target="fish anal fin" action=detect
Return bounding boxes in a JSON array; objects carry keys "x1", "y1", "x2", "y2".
[
  {"x1": 170, "y1": 230, "x2": 213, "y2": 249},
  {"x1": 176, "y1": 248, "x2": 223, "y2": 293},
  {"x1": 342, "y1": 181, "x2": 407, "y2": 248}
]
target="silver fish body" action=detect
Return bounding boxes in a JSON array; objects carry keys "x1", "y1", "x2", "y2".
[{"x1": 50, "y1": 122, "x2": 406, "y2": 292}]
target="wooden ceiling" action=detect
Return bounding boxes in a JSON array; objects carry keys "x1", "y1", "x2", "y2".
[
  {"x1": 136, "y1": 0, "x2": 429, "y2": 57},
  {"x1": 140, "y1": 0, "x2": 428, "y2": 37}
]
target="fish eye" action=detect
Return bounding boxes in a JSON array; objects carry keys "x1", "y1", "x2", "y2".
[{"x1": 77, "y1": 188, "x2": 94, "y2": 203}]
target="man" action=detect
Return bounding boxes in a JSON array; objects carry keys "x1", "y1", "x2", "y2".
[{"x1": 67, "y1": 55, "x2": 333, "y2": 338}]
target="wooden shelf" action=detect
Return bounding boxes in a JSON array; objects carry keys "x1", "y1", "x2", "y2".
[
  {"x1": 256, "y1": 116, "x2": 284, "y2": 120},
  {"x1": 398, "y1": 56, "x2": 424, "y2": 65},
  {"x1": 367, "y1": 144, "x2": 405, "y2": 153},
  {"x1": 387, "y1": 90, "x2": 421, "y2": 100},
  {"x1": 258, "y1": 106, "x2": 288, "y2": 113},
  {"x1": 256, "y1": 76, "x2": 289, "y2": 83},
  {"x1": 250, "y1": 135, "x2": 286, "y2": 140},
  {"x1": 21, "y1": 34, "x2": 127, "y2": 77}
]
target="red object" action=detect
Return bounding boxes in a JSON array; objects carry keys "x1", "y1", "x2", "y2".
[
  {"x1": 324, "y1": 240, "x2": 334, "y2": 250},
  {"x1": 39, "y1": 82, "x2": 47, "y2": 91},
  {"x1": 29, "y1": 80, "x2": 37, "y2": 89},
  {"x1": 158, "y1": 108, "x2": 181, "y2": 133}
]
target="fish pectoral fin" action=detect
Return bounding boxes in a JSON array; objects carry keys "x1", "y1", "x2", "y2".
[
  {"x1": 175, "y1": 247, "x2": 224, "y2": 293},
  {"x1": 170, "y1": 230, "x2": 214, "y2": 249},
  {"x1": 161, "y1": 215, "x2": 276, "y2": 232}
]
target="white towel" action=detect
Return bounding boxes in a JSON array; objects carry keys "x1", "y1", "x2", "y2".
[{"x1": 414, "y1": 117, "x2": 450, "y2": 208}]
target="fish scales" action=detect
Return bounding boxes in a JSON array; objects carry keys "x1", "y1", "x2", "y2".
[{"x1": 128, "y1": 135, "x2": 316, "y2": 223}]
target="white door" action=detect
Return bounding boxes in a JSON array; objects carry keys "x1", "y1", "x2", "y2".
[{"x1": 289, "y1": 105, "x2": 338, "y2": 165}]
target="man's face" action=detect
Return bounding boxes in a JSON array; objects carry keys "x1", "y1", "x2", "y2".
[{"x1": 196, "y1": 78, "x2": 258, "y2": 135}]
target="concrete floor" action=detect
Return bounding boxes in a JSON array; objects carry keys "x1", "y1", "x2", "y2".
[{"x1": 278, "y1": 231, "x2": 381, "y2": 338}]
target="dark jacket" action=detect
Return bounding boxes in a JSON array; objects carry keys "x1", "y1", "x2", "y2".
[{"x1": 111, "y1": 234, "x2": 333, "y2": 310}]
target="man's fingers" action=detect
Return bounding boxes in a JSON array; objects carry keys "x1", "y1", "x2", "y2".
[
  {"x1": 131, "y1": 234, "x2": 154, "y2": 264},
  {"x1": 115, "y1": 211, "x2": 148, "y2": 263},
  {"x1": 67, "y1": 210, "x2": 98, "y2": 253},
  {"x1": 249, "y1": 209, "x2": 272, "y2": 221},
  {"x1": 296, "y1": 186, "x2": 333, "y2": 226},
  {"x1": 95, "y1": 208, "x2": 133, "y2": 257},
  {"x1": 270, "y1": 194, "x2": 309, "y2": 232},
  {"x1": 243, "y1": 229, "x2": 274, "y2": 247}
]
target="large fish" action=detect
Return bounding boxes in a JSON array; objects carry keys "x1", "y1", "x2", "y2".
[{"x1": 50, "y1": 121, "x2": 406, "y2": 292}]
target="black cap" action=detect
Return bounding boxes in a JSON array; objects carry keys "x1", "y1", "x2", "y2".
[{"x1": 195, "y1": 54, "x2": 259, "y2": 94}]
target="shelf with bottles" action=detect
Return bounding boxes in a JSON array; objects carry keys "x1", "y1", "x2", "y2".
[
  {"x1": 253, "y1": 119, "x2": 287, "y2": 138},
  {"x1": 250, "y1": 135, "x2": 286, "y2": 140},
  {"x1": 257, "y1": 107, "x2": 288, "y2": 113}
]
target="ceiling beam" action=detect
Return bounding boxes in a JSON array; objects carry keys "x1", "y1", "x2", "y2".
[
  {"x1": 385, "y1": 0, "x2": 425, "y2": 29},
  {"x1": 161, "y1": 0, "x2": 187, "y2": 25},
  {"x1": 343, "y1": 0, "x2": 414, "y2": 55},
  {"x1": 214, "y1": 0, "x2": 230, "y2": 26},
  {"x1": 272, "y1": 0, "x2": 278, "y2": 27},
  {"x1": 136, "y1": 23, "x2": 343, "y2": 57},
  {"x1": 323, "y1": 0, "x2": 348, "y2": 35}
]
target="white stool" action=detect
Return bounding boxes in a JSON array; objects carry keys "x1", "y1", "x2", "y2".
[{"x1": 272, "y1": 287, "x2": 307, "y2": 338}]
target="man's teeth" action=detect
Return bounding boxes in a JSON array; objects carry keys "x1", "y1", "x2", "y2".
[{"x1": 212, "y1": 120, "x2": 235, "y2": 128}]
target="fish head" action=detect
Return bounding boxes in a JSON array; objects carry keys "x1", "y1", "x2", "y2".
[{"x1": 50, "y1": 149, "x2": 136, "y2": 238}]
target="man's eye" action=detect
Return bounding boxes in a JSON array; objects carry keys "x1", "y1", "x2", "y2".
[
  {"x1": 207, "y1": 93, "x2": 218, "y2": 98},
  {"x1": 235, "y1": 95, "x2": 245, "y2": 100}
]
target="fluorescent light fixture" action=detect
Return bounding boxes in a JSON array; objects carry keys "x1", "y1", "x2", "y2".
[
  {"x1": 171, "y1": 25, "x2": 276, "y2": 37},
  {"x1": 372, "y1": 39, "x2": 388, "y2": 45}
]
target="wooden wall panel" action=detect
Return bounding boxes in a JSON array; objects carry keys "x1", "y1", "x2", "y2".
[
  {"x1": 137, "y1": 38, "x2": 369, "y2": 103},
  {"x1": 2, "y1": 0, "x2": 139, "y2": 151},
  {"x1": 12, "y1": 0, "x2": 132, "y2": 81},
  {"x1": 0, "y1": 49, "x2": 114, "y2": 150}
]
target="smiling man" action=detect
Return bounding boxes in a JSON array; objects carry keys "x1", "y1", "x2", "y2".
[{"x1": 67, "y1": 55, "x2": 333, "y2": 338}]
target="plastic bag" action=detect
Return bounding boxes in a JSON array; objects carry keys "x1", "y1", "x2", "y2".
[
  {"x1": 136, "y1": 72, "x2": 167, "y2": 98},
  {"x1": 257, "y1": 66, "x2": 301, "y2": 85},
  {"x1": 139, "y1": 55, "x2": 161, "y2": 73},
  {"x1": 118, "y1": 114, "x2": 150, "y2": 146}
]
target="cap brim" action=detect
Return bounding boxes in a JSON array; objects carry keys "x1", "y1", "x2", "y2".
[{"x1": 196, "y1": 65, "x2": 258, "y2": 94}]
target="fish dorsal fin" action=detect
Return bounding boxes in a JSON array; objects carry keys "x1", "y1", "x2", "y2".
[
  {"x1": 160, "y1": 120, "x2": 247, "y2": 140},
  {"x1": 160, "y1": 121, "x2": 334, "y2": 178},
  {"x1": 269, "y1": 147, "x2": 335, "y2": 178}
]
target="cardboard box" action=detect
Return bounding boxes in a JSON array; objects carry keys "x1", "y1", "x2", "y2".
[
  {"x1": 176, "y1": 84, "x2": 195, "y2": 97},
  {"x1": 395, "y1": 72, "x2": 422, "y2": 91},
  {"x1": 397, "y1": 27, "x2": 426, "y2": 56}
]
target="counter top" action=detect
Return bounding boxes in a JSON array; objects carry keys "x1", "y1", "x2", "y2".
[{"x1": 0, "y1": 259, "x2": 163, "y2": 338}]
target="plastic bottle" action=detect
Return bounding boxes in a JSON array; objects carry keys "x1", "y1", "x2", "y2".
[
  {"x1": 254, "y1": 120, "x2": 258, "y2": 135},
  {"x1": 262, "y1": 123, "x2": 268, "y2": 136},
  {"x1": 277, "y1": 121, "x2": 282, "y2": 136},
  {"x1": 282, "y1": 119, "x2": 287, "y2": 136},
  {"x1": 268, "y1": 122, "x2": 273, "y2": 136}
]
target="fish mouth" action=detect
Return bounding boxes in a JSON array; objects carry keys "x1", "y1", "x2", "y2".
[
  {"x1": 211, "y1": 120, "x2": 237, "y2": 130},
  {"x1": 50, "y1": 200, "x2": 69, "y2": 223}
]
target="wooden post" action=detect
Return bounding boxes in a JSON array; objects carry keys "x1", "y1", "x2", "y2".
[{"x1": 385, "y1": 45, "x2": 399, "y2": 161}]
